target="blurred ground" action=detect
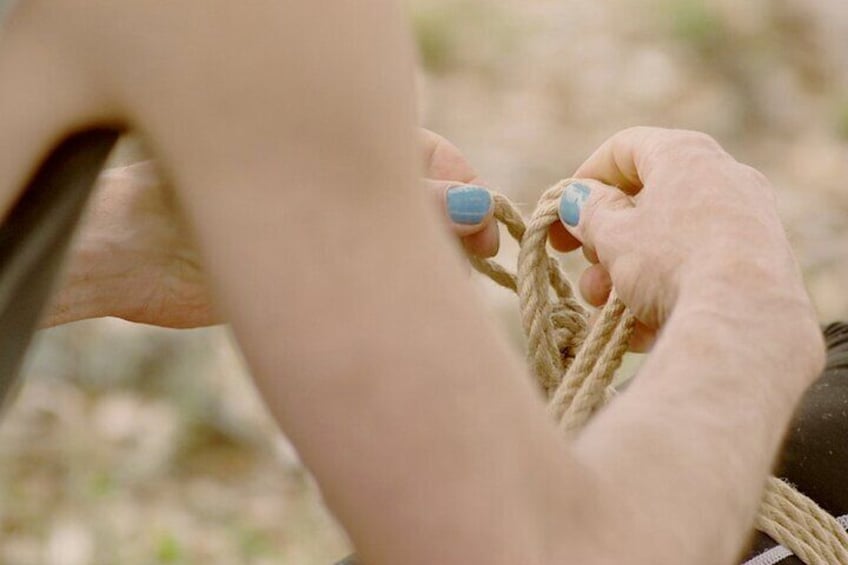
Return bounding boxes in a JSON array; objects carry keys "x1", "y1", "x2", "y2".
[{"x1": 3, "y1": 0, "x2": 848, "y2": 563}]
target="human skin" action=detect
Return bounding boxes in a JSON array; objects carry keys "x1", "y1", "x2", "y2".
[
  {"x1": 43, "y1": 129, "x2": 499, "y2": 328},
  {"x1": 0, "y1": 3, "x2": 824, "y2": 565}
]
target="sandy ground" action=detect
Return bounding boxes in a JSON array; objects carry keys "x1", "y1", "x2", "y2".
[{"x1": 3, "y1": 1, "x2": 848, "y2": 563}]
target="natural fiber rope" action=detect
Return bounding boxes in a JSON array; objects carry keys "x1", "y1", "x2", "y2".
[
  {"x1": 757, "y1": 478, "x2": 848, "y2": 564},
  {"x1": 471, "y1": 179, "x2": 848, "y2": 564}
]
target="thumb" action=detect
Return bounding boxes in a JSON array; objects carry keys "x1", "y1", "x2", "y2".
[{"x1": 557, "y1": 179, "x2": 633, "y2": 253}]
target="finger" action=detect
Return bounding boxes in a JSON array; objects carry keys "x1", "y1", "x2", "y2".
[
  {"x1": 629, "y1": 320, "x2": 657, "y2": 353},
  {"x1": 549, "y1": 220, "x2": 600, "y2": 261},
  {"x1": 582, "y1": 245, "x2": 599, "y2": 264},
  {"x1": 419, "y1": 131, "x2": 499, "y2": 255},
  {"x1": 461, "y1": 221, "x2": 499, "y2": 258},
  {"x1": 425, "y1": 179, "x2": 495, "y2": 237},
  {"x1": 554, "y1": 127, "x2": 662, "y2": 249},
  {"x1": 579, "y1": 263, "x2": 611, "y2": 307},
  {"x1": 587, "y1": 309, "x2": 656, "y2": 354},
  {"x1": 557, "y1": 179, "x2": 633, "y2": 259},
  {"x1": 420, "y1": 129, "x2": 477, "y2": 182},
  {"x1": 572, "y1": 127, "x2": 652, "y2": 194},
  {"x1": 549, "y1": 222, "x2": 582, "y2": 253},
  {"x1": 574, "y1": 127, "x2": 728, "y2": 195}
]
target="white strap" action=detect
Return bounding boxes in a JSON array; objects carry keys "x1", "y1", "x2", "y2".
[{"x1": 742, "y1": 515, "x2": 848, "y2": 565}]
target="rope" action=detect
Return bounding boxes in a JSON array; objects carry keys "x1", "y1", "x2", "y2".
[
  {"x1": 473, "y1": 180, "x2": 848, "y2": 564},
  {"x1": 744, "y1": 515, "x2": 848, "y2": 565},
  {"x1": 756, "y1": 478, "x2": 848, "y2": 564}
]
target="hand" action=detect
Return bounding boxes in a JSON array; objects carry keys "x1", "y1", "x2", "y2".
[
  {"x1": 549, "y1": 127, "x2": 820, "y2": 360},
  {"x1": 44, "y1": 160, "x2": 215, "y2": 328},
  {"x1": 44, "y1": 130, "x2": 497, "y2": 328}
]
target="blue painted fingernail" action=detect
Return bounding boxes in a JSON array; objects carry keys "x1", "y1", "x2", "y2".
[
  {"x1": 446, "y1": 185, "x2": 492, "y2": 225},
  {"x1": 560, "y1": 182, "x2": 591, "y2": 227}
]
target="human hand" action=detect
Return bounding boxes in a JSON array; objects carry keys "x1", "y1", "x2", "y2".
[
  {"x1": 44, "y1": 160, "x2": 215, "y2": 328},
  {"x1": 549, "y1": 127, "x2": 821, "y2": 360},
  {"x1": 43, "y1": 130, "x2": 496, "y2": 328}
]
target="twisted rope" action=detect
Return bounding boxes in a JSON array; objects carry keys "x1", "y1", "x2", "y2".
[
  {"x1": 473, "y1": 180, "x2": 848, "y2": 564},
  {"x1": 756, "y1": 478, "x2": 848, "y2": 564}
]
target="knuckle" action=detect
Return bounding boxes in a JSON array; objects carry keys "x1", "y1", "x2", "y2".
[
  {"x1": 580, "y1": 188, "x2": 627, "y2": 239},
  {"x1": 661, "y1": 129, "x2": 725, "y2": 156},
  {"x1": 617, "y1": 125, "x2": 658, "y2": 139},
  {"x1": 737, "y1": 162, "x2": 771, "y2": 189},
  {"x1": 737, "y1": 163, "x2": 774, "y2": 195},
  {"x1": 609, "y1": 126, "x2": 657, "y2": 153},
  {"x1": 590, "y1": 187, "x2": 621, "y2": 212},
  {"x1": 580, "y1": 189, "x2": 607, "y2": 224},
  {"x1": 674, "y1": 129, "x2": 722, "y2": 149},
  {"x1": 739, "y1": 163, "x2": 771, "y2": 187},
  {"x1": 653, "y1": 131, "x2": 730, "y2": 173}
]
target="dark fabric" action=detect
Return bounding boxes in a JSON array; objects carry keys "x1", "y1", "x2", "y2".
[
  {"x1": 824, "y1": 322, "x2": 848, "y2": 372},
  {"x1": 0, "y1": 129, "x2": 119, "y2": 411},
  {"x1": 741, "y1": 322, "x2": 848, "y2": 563}
]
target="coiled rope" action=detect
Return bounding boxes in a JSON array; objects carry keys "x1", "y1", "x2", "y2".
[{"x1": 470, "y1": 180, "x2": 848, "y2": 564}]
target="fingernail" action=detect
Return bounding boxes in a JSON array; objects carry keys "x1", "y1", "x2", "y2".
[
  {"x1": 446, "y1": 185, "x2": 492, "y2": 225},
  {"x1": 560, "y1": 182, "x2": 591, "y2": 227}
]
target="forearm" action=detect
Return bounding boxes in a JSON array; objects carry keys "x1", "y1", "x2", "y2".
[
  {"x1": 273, "y1": 225, "x2": 601, "y2": 564},
  {"x1": 296, "y1": 241, "x2": 822, "y2": 565},
  {"x1": 572, "y1": 282, "x2": 824, "y2": 564},
  {"x1": 85, "y1": 4, "x2": 592, "y2": 564}
]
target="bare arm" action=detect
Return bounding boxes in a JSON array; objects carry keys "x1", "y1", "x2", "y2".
[
  {"x1": 0, "y1": 3, "x2": 582, "y2": 563},
  {"x1": 574, "y1": 293, "x2": 821, "y2": 563},
  {"x1": 553, "y1": 128, "x2": 825, "y2": 563},
  {"x1": 0, "y1": 4, "x2": 822, "y2": 565}
]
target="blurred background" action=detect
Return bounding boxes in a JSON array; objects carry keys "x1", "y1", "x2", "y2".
[{"x1": 3, "y1": 0, "x2": 848, "y2": 563}]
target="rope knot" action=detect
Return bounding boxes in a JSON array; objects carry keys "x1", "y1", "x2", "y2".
[{"x1": 548, "y1": 299, "x2": 587, "y2": 369}]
